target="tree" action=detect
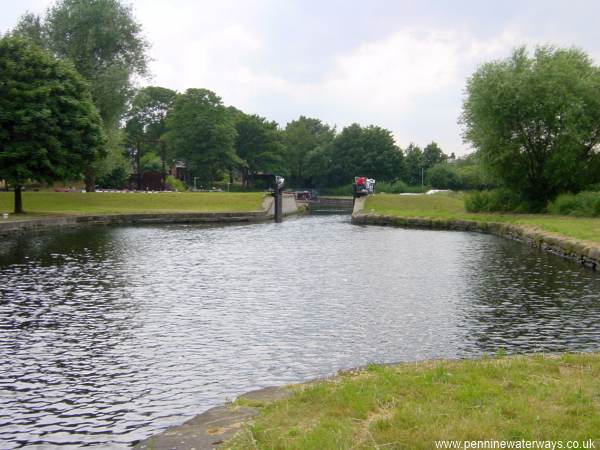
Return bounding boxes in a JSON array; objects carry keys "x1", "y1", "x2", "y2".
[
  {"x1": 427, "y1": 163, "x2": 460, "y2": 189},
  {"x1": 403, "y1": 143, "x2": 424, "y2": 185},
  {"x1": 283, "y1": 116, "x2": 335, "y2": 186},
  {"x1": 0, "y1": 37, "x2": 106, "y2": 213},
  {"x1": 422, "y1": 141, "x2": 447, "y2": 170},
  {"x1": 461, "y1": 46, "x2": 600, "y2": 207},
  {"x1": 165, "y1": 89, "x2": 240, "y2": 187},
  {"x1": 329, "y1": 124, "x2": 404, "y2": 186},
  {"x1": 233, "y1": 114, "x2": 285, "y2": 187},
  {"x1": 125, "y1": 86, "x2": 177, "y2": 189},
  {"x1": 14, "y1": 0, "x2": 150, "y2": 191}
]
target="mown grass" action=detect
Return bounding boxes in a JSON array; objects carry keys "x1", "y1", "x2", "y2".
[
  {"x1": 228, "y1": 353, "x2": 600, "y2": 450},
  {"x1": 365, "y1": 193, "x2": 600, "y2": 244},
  {"x1": 0, "y1": 192, "x2": 265, "y2": 218}
]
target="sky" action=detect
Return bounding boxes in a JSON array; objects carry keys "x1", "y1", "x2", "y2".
[{"x1": 3, "y1": 0, "x2": 600, "y2": 156}]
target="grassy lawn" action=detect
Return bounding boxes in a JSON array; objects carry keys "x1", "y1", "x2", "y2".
[
  {"x1": 365, "y1": 193, "x2": 600, "y2": 244},
  {"x1": 0, "y1": 192, "x2": 265, "y2": 218},
  {"x1": 229, "y1": 353, "x2": 600, "y2": 449}
]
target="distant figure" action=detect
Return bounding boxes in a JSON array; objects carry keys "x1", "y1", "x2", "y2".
[{"x1": 366, "y1": 178, "x2": 376, "y2": 193}]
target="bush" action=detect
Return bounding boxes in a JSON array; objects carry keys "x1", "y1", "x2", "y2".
[
  {"x1": 377, "y1": 180, "x2": 409, "y2": 193},
  {"x1": 165, "y1": 175, "x2": 188, "y2": 192},
  {"x1": 427, "y1": 164, "x2": 461, "y2": 189},
  {"x1": 465, "y1": 189, "x2": 529, "y2": 213},
  {"x1": 548, "y1": 192, "x2": 600, "y2": 217},
  {"x1": 321, "y1": 184, "x2": 353, "y2": 196}
]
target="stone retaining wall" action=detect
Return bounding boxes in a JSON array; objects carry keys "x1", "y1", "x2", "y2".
[
  {"x1": 0, "y1": 196, "x2": 301, "y2": 237},
  {"x1": 352, "y1": 211, "x2": 600, "y2": 272}
]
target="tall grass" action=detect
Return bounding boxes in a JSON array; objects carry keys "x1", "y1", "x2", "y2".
[
  {"x1": 465, "y1": 189, "x2": 529, "y2": 213},
  {"x1": 548, "y1": 192, "x2": 600, "y2": 217}
]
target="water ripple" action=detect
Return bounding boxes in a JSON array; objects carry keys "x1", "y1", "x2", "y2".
[{"x1": 0, "y1": 215, "x2": 599, "y2": 448}]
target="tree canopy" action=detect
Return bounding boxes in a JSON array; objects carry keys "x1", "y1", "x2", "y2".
[
  {"x1": 462, "y1": 46, "x2": 600, "y2": 207},
  {"x1": 234, "y1": 113, "x2": 285, "y2": 187},
  {"x1": 165, "y1": 89, "x2": 240, "y2": 187},
  {"x1": 0, "y1": 36, "x2": 106, "y2": 212},
  {"x1": 329, "y1": 124, "x2": 404, "y2": 186},
  {"x1": 13, "y1": 0, "x2": 150, "y2": 190},
  {"x1": 283, "y1": 116, "x2": 336, "y2": 186}
]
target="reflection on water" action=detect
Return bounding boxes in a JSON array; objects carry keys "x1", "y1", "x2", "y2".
[{"x1": 0, "y1": 215, "x2": 599, "y2": 448}]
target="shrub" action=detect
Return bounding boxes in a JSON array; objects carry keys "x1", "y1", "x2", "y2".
[
  {"x1": 465, "y1": 189, "x2": 529, "y2": 213},
  {"x1": 376, "y1": 180, "x2": 409, "y2": 193},
  {"x1": 165, "y1": 175, "x2": 188, "y2": 192},
  {"x1": 427, "y1": 163, "x2": 461, "y2": 189},
  {"x1": 548, "y1": 192, "x2": 600, "y2": 217}
]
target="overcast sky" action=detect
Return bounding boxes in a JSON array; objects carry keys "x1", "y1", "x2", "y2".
[{"x1": 3, "y1": 0, "x2": 600, "y2": 155}]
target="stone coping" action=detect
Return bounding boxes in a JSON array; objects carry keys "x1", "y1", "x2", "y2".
[
  {"x1": 0, "y1": 210, "x2": 273, "y2": 237},
  {"x1": 352, "y1": 212, "x2": 600, "y2": 271},
  {"x1": 132, "y1": 386, "x2": 291, "y2": 450}
]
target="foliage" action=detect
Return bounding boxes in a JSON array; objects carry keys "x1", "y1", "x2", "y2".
[
  {"x1": 403, "y1": 143, "x2": 424, "y2": 185},
  {"x1": 96, "y1": 166, "x2": 129, "y2": 189},
  {"x1": 165, "y1": 89, "x2": 240, "y2": 186},
  {"x1": 94, "y1": 127, "x2": 131, "y2": 189},
  {"x1": 427, "y1": 163, "x2": 461, "y2": 189},
  {"x1": 328, "y1": 123, "x2": 404, "y2": 186},
  {"x1": 229, "y1": 354, "x2": 600, "y2": 449},
  {"x1": 283, "y1": 116, "x2": 336, "y2": 186},
  {"x1": 464, "y1": 189, "x2": 529, "y2": 213},
  {"x1": 233, "y1": 113, "x2": 285, "y2": 186},
  {"x1": 375, "y1": 180, "x2": 410, "y2": 193},
  {"x1": 548, "y1": 192, "x2": 600, "y2": 217},
  {"x1": 43, "y1": 0, "x2": 149, "y2": 126},
  {"x1": 125, "y1": 86, "x2": 177, "y2": 175},
  {"x1": 422, "y1": 141, "x2": 447, "y2": 169},
  {"x1": 14, "y1": 0, "x2": 150, "y2": 190},
  {"x1": 165, "y1": 175, "x2": 188, "y2": 192},
  {"x1": 139, "y1": 152, "x2": 162, "y2": 172},
  {"x1": 0, "y1": 36, "x2": 106, "y2": 212},
  {"x1": 461, "y1": 46, "x2": 600, "y2": 207}
]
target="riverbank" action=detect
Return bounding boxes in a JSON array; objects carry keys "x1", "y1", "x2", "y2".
[
  {"x1": 0, "y1": 192, "x2": 301, "y2": 236},
  {"x1": 352, "y1": 193, "x2": 600, "y2": 271},
  {"x1": 137, "y1": 353, "x2": 600, "y2": 449}
]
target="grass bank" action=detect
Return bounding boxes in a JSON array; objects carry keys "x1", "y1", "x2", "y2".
[
  {"x1": 365, "y1": 193, "x2": 600, "y2": 244},
  {"x1": 228, "y1": 353, "x2": 600, "y2": 449},
  {"x1": 0, "y1": 192, "x2": 264, "y2": 219}
]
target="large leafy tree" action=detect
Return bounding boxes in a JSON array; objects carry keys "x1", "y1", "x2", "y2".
[
  {"x1": 125, "y1": 86, "x2": 177, "y2": 188},
  {"x1": 13, "y1": 0, "x2": 150, "y2": 191},
  {"x1": 165, "y1": 89, "x2": 240, "y2": 187},
  {"x1": 461, "y1": 46, "x2": 600, "y2": 207},
  {"x1": 422, "y1": 141, "x2": 447, "y2": 170},
  {"x1": 234, "y1": 113, "x2": 285, "y2": 187},
  {"x1": 0, "y1": 37, "x2": 106, "y2": 213},
  {"x1": 329, "y1": 124, "x2": 404, "y2": 186},
  {"x1": 403, "y1": 143, "x2": 424, "y2": 185},
  {"x1": 283, "y1": 116, "x2": 336, "y2": 186}
]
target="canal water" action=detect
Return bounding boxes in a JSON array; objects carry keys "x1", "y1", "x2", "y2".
[{"x1": 1, "y1": 215, "x2": 599, "y2": 448}]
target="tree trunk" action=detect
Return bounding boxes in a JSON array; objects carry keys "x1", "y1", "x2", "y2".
[
  {"x1": 84, "y1": 166, "x2": 96, "y2": 192},
  {"x1": 14, "y1": 185, "x2": 23, "y2": 214}
]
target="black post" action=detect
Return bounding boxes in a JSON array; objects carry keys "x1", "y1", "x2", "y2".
[{"x1": 274, "y1": 185, "x2": 282, "y2": 223}]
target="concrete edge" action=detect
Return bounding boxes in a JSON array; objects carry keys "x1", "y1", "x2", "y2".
[
  {"x1": 132, "y1": 386, "x2": 292, "y2": 450},
  {"x1": 351, "y1": 211, "x2": 600, "y2": 271},
  {"x1": 0, "y1": 196, "x2": 302, "y2": 237}
]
